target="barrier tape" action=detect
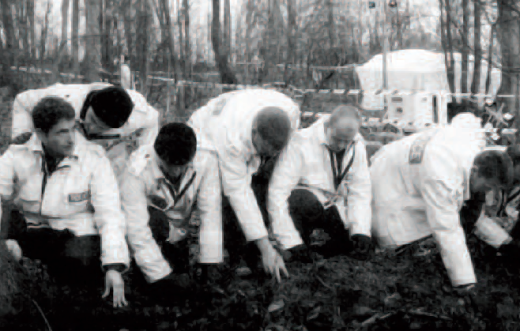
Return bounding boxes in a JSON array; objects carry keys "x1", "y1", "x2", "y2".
[{"x1": 9, "y1": 66, "x2": 519, "y2": 99}]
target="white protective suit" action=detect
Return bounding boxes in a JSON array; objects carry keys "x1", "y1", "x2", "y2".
[
  {"x1": 370, "y1": 113, "x2": 486, "y2": 287},
  {"x1": 120, "y1": 145, "x2": 222, "y2": 283},
  {"x1": 11, "y1": 83, "x2": 159, "y2": 179},
  {"x1": 188, "y1": 89, "x2": 301, "y2": 242},
  {"x1": 268, "y1": 115, "x2": 372, "y2": 250}
]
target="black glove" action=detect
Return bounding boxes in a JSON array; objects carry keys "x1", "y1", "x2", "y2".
[
  {"x1": 498, "y1": 240, "x2": 520, "y2": 264},
  {"x1": 284, "y1": 244, "x2": 313, "y2": 264},
  {"x1": 350, "y1": 234, "x2": 373, "y2": 261},
  {"x1": 149, "y1": 272, "x2": 194, "y2": 304}
]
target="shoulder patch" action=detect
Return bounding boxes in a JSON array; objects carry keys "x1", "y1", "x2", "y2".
[{"x1": 11, "y1": 132, "x2": 33, "y2": 145}]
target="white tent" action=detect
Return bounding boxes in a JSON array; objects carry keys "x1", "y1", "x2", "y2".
[{"x1": 355, "y1": 49, "x2": 502, "y2": 111}]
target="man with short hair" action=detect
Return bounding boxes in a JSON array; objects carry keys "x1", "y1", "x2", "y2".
[
  {"x1": 268, "y1": 105, "x2": 373, "y2": 262},
  {"x1": 188, "y1": 88, "x2": 301, "y2": 282},
  {"x1": 11, "y1": 83, "x2": 159, "y2": 178},
  {"x1": 1, "y1": 97, "x2": 130, "y2": 307},
  {"x1": 120, "y1": 123, "x2": 222, "y2": 302},
  {"x1": 370, "y1": 112, "x2": 514, "y2": 290}
]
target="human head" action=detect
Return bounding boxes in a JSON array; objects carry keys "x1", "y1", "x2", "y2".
[
  {"x1": 32, "y1": 97, "x2": 76, "y2": 158},
  {"x1": 252, "y1": 107, "x2": 292, "y2": 157},
  {"x1": 470, "y1": 150, "x2": 514, "y2": 195},
  {"x1": 154, "y1": 123, "x2": 197, "y2": 179},
  {"x1": 81, "y1": 86, "x2": 134, "y2": 133},
  {"x1": 324, "y1": 104, "x2": 362, "y2": 151},
  {"x1": 507, "y1": 144, "x2": 520, "y2": 186}
]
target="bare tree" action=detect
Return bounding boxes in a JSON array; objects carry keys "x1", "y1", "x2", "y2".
[
  {"x1": 28, "y1": 0, "x2": 35, "y2": 61},
  {"x1": 85, "y1": 0, "x2": 102, "y2": 82},
  {"x1": 123, "y1": 0, "x2": 135, "y2": 67},
  {"x1": 223, "y1": 0, "x2": 231, "y2": 61},
  {"x1": 485, "y1": 23, "x2": 496, "y2": 95},
  {"x1": 72, "y1": 0, "x2": 80, "y2": 75},
  {"x1": 1, "y1": 0, "x2": 16, "y2": 67},
  {"x1": 497, "y1": 0, "x2": 520, "y2": 126},
  {"x1": 61, "y1": 0, "x2": 70, "y2": 53},
  {"x1": 183, "y1": 0, "x2": 190, "y2": 77},
  {"x1": 136, "y1": 0, "x2": 151, "y2": 94},
  {"x1": 461, "y1": 0, "x2": 469, "y2": 97},
  {"x1": 40, "y1": 1, "x2": 52, "y2": 70},
  {"x1": 470, "y1": 0, "x2": 482, "y2": 96},
  {"x1": 211, "y1": 0, "x2": 237, "y2": 84},
  {"x1": 439, "y1": 0, "x2": 456, "y2": 96}
]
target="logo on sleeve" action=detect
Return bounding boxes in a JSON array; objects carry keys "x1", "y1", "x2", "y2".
[{"x1": 69, "y1": 191, "x2": 90, "y2": 203}]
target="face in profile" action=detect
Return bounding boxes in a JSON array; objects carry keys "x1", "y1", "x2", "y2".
[
  {"x1": 38, "y1": 119, "x2": 76, "y2": 158},
  {"x1": 84, "y1": 106, "x2": 111, "y2": 134},
  {"x1": 252, "y1": 130, "x2": 282, "y2": 157}
]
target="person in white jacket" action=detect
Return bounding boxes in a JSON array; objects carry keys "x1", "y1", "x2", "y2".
[
  {"x1": 11, "y1": 83, "x2": 159, "y2": 179},
  {"x1": 120, "y1": 123, "x2": 222, "y2": 303},
  {"x1": 370, "y1": 112, "x2": 513, "y2": 290},
  {"x1": 1, "y1": 97, "x2": 130, "y2": 308},
  {"x1": 268, "y1": 105, "x2": 373, "y2": 262},
  {"x1": 188, "y1": 88, "x2": 301, "y2": 282}
]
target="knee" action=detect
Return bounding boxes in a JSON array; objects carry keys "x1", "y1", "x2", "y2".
[{"x1": 288, "y1": 189, "x2": 323, "y2": 219}]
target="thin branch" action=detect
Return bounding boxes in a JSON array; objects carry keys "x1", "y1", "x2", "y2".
[{"x1": 32, "y1": 299, "x2": 53, "y2": 331}]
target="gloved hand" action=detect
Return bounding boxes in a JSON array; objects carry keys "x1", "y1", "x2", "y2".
[
  {"x1": 350, "y1": 234, "x2": 373, "y2": 261},
  {"x1": 454, "y1": 283, "x2": 476, "y2": 297},
  {"x1": 498, "y1": 240, "x2": 520, "y2": 261},
  {"x1": 283, "y1": 244, "x2": 313, "y2": 264},
  {"x1": 149, "y1": 272, "x2": 195, "y2": 304}
]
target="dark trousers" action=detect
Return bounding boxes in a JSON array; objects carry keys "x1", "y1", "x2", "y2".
[
  {"x1": 5, "y1": 209, "x2": 103, "y2": 288},
  {"x1": 222, "y1": 157, "x2": 277, "y2": 272},
  {"x1": 147, "y1": 206, "x2": 190, "y2": 275},
  {"x1": 288, "y1": 189, "x2": 354, "y2": 257}
]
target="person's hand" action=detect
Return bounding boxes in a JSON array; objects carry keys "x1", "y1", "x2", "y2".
[
  {"x1": 5, "y1": 239, "x2": 22, "y2": 262},
  {"x1": 350, "y1": 234, "x2": 373, "y2": 261},
  {"x1": 256, "y1": 237, "x2": 290, "y2": 283},
  {"x1": 284, "y1": 244, "x2": 313, "y2": 264},
  {"x1": 102, "y1": 270, "x2": 127, "y2": 308}
]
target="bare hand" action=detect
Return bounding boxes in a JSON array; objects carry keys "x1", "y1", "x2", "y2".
[
  {"x1": 261, "y1": 243, "x2": 290, "y2": 283},
  {"x1": 102, "y1": 270, "x2": 128, "y2": 308}
]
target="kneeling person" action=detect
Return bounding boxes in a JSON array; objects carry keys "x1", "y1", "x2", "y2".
[
  {"x1": 121, "y1": 123, "x2": 222, "y2": 300},
  {"x1": 269, "y1": 105, "x2": 373, "y2": 262},
  {"x1": 2, "y1": 97, "x2": 130, "y2": 307}
]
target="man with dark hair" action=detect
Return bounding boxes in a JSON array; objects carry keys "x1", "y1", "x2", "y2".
[
  {"x1": 2, "y1": 97, "x2": 130, "y2": 308},
  {"x1": 120, "y1": 123, "x2": 222, "y2": 302},
  {"x1": 188, "y1": 89, "x2": 300, "y2": 282},
  {"x1": 268, "y1": 105, "x2": 373, "y2": 263},
  {"x1": 370, "y1": 112, "x2": 514, "y2": 292},
  {"x1": 11, "y1": 82, "x2": 159, "y2": 179}
]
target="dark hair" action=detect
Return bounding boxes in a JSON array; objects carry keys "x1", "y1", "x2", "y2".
[
  {"x1": 474, "y1": 150, "x2": 514, "y2": 189},
  {"x1": 255, "y1": 107, "x2": 292, "y2": 151},
  {"x1": 32, "y1": 97, "x2": 76, "y2": 133},
  {"x1": 154, "y1": 123, "x2": 197, "y2": 165},
  {"x1": 81, "y1": 86, "x2": 134, "y2": 128}
]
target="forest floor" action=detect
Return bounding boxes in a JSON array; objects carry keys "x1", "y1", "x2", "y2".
[{"x1": 0, "y1": 88, "x2": 519, "y2": 331}]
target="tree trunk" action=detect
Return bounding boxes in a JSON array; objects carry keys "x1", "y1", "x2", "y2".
[
  {"x1": 497, "y1": 0, "x2": 520, "y2": 127},
  {"x1": 159, "y1": 0, "x2": 179, "y2": 82},
  {"x1": 485, "y1": 24, "x2": 496, "y2": 95},
  {"x1": 123, "y1": 0, "x2": 135, "y2": 68},
  {"x1": 136, "y1": 0, "x2": 150, "y2": 94},
  {"x1": 286, "y1": 0, "x2": 297, "y2": 84},
  {"x1": 85, "y1": 0, "x2": 102, "y2": 82},
  {"x1": 177, "y1": 0, "x2": 185, "y2": 77},
  {"x1": 40, "y1": 1, "x2": 52, "y2": 70},
  {"x1": 72, "y1": 0, "x2": 80, "y2": 76},
  {"x1": 211, "y1": 0, "x2": 237, "y2": 84},
  {"x1": 470, "y1": 0, "x2": 481, "y2": 97},
  {"x1": 1, "y1": 0, "x2": 16, "y2": 67},
  {"x1": 325, "y1": 0, "x2": 336, "y2": 49},
  {"x1": 223, "y1": 0, "x2": 231, "y2": 61},
  {"x1": 19, "y1": 1, "x2": 30, "y2": 64},
  {"x1": 440, "y1": 0, "x2": 456, "y2": 95},
  {"x1": 461, "y1": 0, "x2": 469, "y2": 97},
  {"x1": 28, "y1": 0, "x2": 35, "y2": 61},
  {"x1": 244, "y1": 0, "x2": 255, "y2": 63},
  {"x1": 61, "y1": 0, "x2": 70, "y2": 54},
  {"x1": 183, "y1": 0, "x2": 190, "y2": 78},
  {"x1": 259, "y1": 0, "x2": 280, "y2": 84}
]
